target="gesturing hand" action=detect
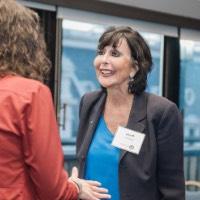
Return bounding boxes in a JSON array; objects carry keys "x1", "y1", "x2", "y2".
[{"x1": 70, "y1": 167, "x2": 111, "y2": 200}]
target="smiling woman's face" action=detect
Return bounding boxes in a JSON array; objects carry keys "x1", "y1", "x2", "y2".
[{"x1": 94, "y1": 38, "x2": 138, "y2": 91}]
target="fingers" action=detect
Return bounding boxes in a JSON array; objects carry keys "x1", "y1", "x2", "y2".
[
  {"x1": 86, "y1": 186, "x2": 111, "y2": 199},
  {"x1": 84, "y1": 180, "x2": 101, "y2": 186},
  {"x1": 92, "y1": 186, "x2": 108, "y2": 193},
  {"x1": 92, "y1": 186, "x2": 111, "y2": 199},
  {"x1": 83, "y1": 192, "x2": 111, "y2": 200},
  {"x1": 71, "y1": 166, "x2": 79, "y2": 178},
  {"x1": 93, "y1": 192, "x2": 111, "y2": 199},
  {"x1": 78, "y1": 179, "x2": 111, "y2": 200}
]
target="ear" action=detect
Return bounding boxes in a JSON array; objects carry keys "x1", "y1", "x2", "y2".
[
  {"x1": 130, "y1": 71, "x2": 136, "y2": 78},
  {"x1": 134, "y1": 60, "x2": 139, "y2": 72},
  {"x1": 130, "y1": 61, "x2": 139, "y2": 78}
]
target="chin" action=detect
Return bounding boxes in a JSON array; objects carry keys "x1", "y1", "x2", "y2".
[
  {"x1": 99, "y1": 84, "x2": 109, "y2": 89},
  {"x1": 98, "y1": 79, "x2": 114, "y2": 88},
  {"x1": 98, "y1": 80, "x2": 111, "y2": 88},
  {"x1": 99, "y1": 84, "x2": 115, "y2": 90}
]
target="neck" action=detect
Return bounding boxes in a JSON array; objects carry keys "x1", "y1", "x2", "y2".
[{"x1": 106, "y1": 87, "x2": 133, "y2": 106}]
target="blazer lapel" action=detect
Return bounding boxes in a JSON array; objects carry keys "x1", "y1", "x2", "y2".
[
  {"x1": 78, "y1": 92, "x2": 106, "y2": 159},
  {"x1": 120, "y1": 92, "x2": 147, "y2": 161}
]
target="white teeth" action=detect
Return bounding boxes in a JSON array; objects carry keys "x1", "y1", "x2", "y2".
[
  {"x1": 100, "y1": 69, "x2": 113, "y2": 75},
  {"x1": 102, "y1": 70, "x2": 111, "y2": 75}
]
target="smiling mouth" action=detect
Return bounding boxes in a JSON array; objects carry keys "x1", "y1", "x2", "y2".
[{"x1": 100, "y1": 69, "x2": 115, "y2": 77}]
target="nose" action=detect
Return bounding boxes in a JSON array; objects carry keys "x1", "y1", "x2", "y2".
[{"x1": 102, "y1": 52, "x2": 110, "y2": 64}]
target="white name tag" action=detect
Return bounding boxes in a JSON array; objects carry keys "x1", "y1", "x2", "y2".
[{"x1": 112, "y1": 126, "x2": 145, "y2": 154}]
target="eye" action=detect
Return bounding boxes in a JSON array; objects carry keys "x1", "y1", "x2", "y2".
[
  {"x1": 111, "y1": 50, "x2": 120, "y2": 57},
  {"x1": 97, "y1": 49, "x2": 104, "y2": 55}
]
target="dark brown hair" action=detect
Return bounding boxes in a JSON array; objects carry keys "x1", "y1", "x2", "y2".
[
  {"x1": 98, "y1": 26, "x2": 152, "y2": 94},
  {"x1": 0, "y1": 0, "x2": 51, "y2": 82}
]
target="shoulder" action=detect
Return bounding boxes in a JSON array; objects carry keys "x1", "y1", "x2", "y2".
[
  {"x1": 82, "y1": 89, "x2": 103, "y2": 100},
  {"x1": 0, "y1": 76, "x2": 52, "y2": 121},
  {"x1": 2, "y1": 75, "x2": 50, "y2": 97},
  {"x1": 78, "y1": 89, "x2": 106, "y2": 118},
  {"x1": 0, "y1": 75, "x2": 51, "y2": 103},
  {"x1": 147, "y1": 92, "x2": 176, "y2": 108},
  {"x1": 81, "y1": 89, "x2": 105, "y2": 106},
  {"x1": 145, "y1": 92, "x2": 180, "y2": 119}
]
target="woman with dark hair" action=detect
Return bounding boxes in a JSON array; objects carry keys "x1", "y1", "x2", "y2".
[
  {"x1": 0, "y1": 0, "x2": 111, "y2": 199},
  {"x1": 76, "y1": 26, "x2": 185, "y2": 200}
]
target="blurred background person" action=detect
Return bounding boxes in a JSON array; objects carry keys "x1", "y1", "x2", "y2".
[
  {"x1": 76, "y1": 26, "x2": 185, "y2": 200},
  {"x1": 0, "y1": 0, "x2": 111, "y2": 199}
]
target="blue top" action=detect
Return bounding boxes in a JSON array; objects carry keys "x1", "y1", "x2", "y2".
[{"x1": 84, "y1": 116, "x2": 120, "y2": 200}]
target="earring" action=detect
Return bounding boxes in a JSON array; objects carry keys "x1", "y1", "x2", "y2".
[
  {"x1": 129, "y1": 75, "x2": 134, "y2": 82},
  {"x1": 128, "y1": 74, "x2": 135, "y2": 94}
]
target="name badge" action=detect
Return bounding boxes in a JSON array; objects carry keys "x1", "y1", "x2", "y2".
[{"x1": 112, "y1": 126, "x2": 145, "y2": 154}]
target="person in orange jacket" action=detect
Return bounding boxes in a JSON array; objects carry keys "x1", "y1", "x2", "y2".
[{"x1": 0, "y1": 0, "x2": 111, "y2": 199}]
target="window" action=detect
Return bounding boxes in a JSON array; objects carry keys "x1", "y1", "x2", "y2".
[
  {"x1": 180, "y1": 39, "x2": 200, "y2": 181},
  {"x1": 142, "y1": 32, "x2": 162, "y2": 95},
  {"x1": 180, "y1": 40, "x2": 200, "y2": 145},
  {"x1": 59, "y1": 20, "x2": 104, "y2": 145}
]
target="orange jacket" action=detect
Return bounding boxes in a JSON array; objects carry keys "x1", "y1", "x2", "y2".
[{"x1": 0, "y1": 75, "x2": 78, "y2": 200}]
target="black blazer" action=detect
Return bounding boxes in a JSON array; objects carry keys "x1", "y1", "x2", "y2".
[{"x1": 76, "y1": 90, "x2": 185, "y2": 200}]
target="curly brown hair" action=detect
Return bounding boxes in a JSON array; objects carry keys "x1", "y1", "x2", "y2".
[{"x1": 0, "y1": 0, "x2": 51, "y2": 82}]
